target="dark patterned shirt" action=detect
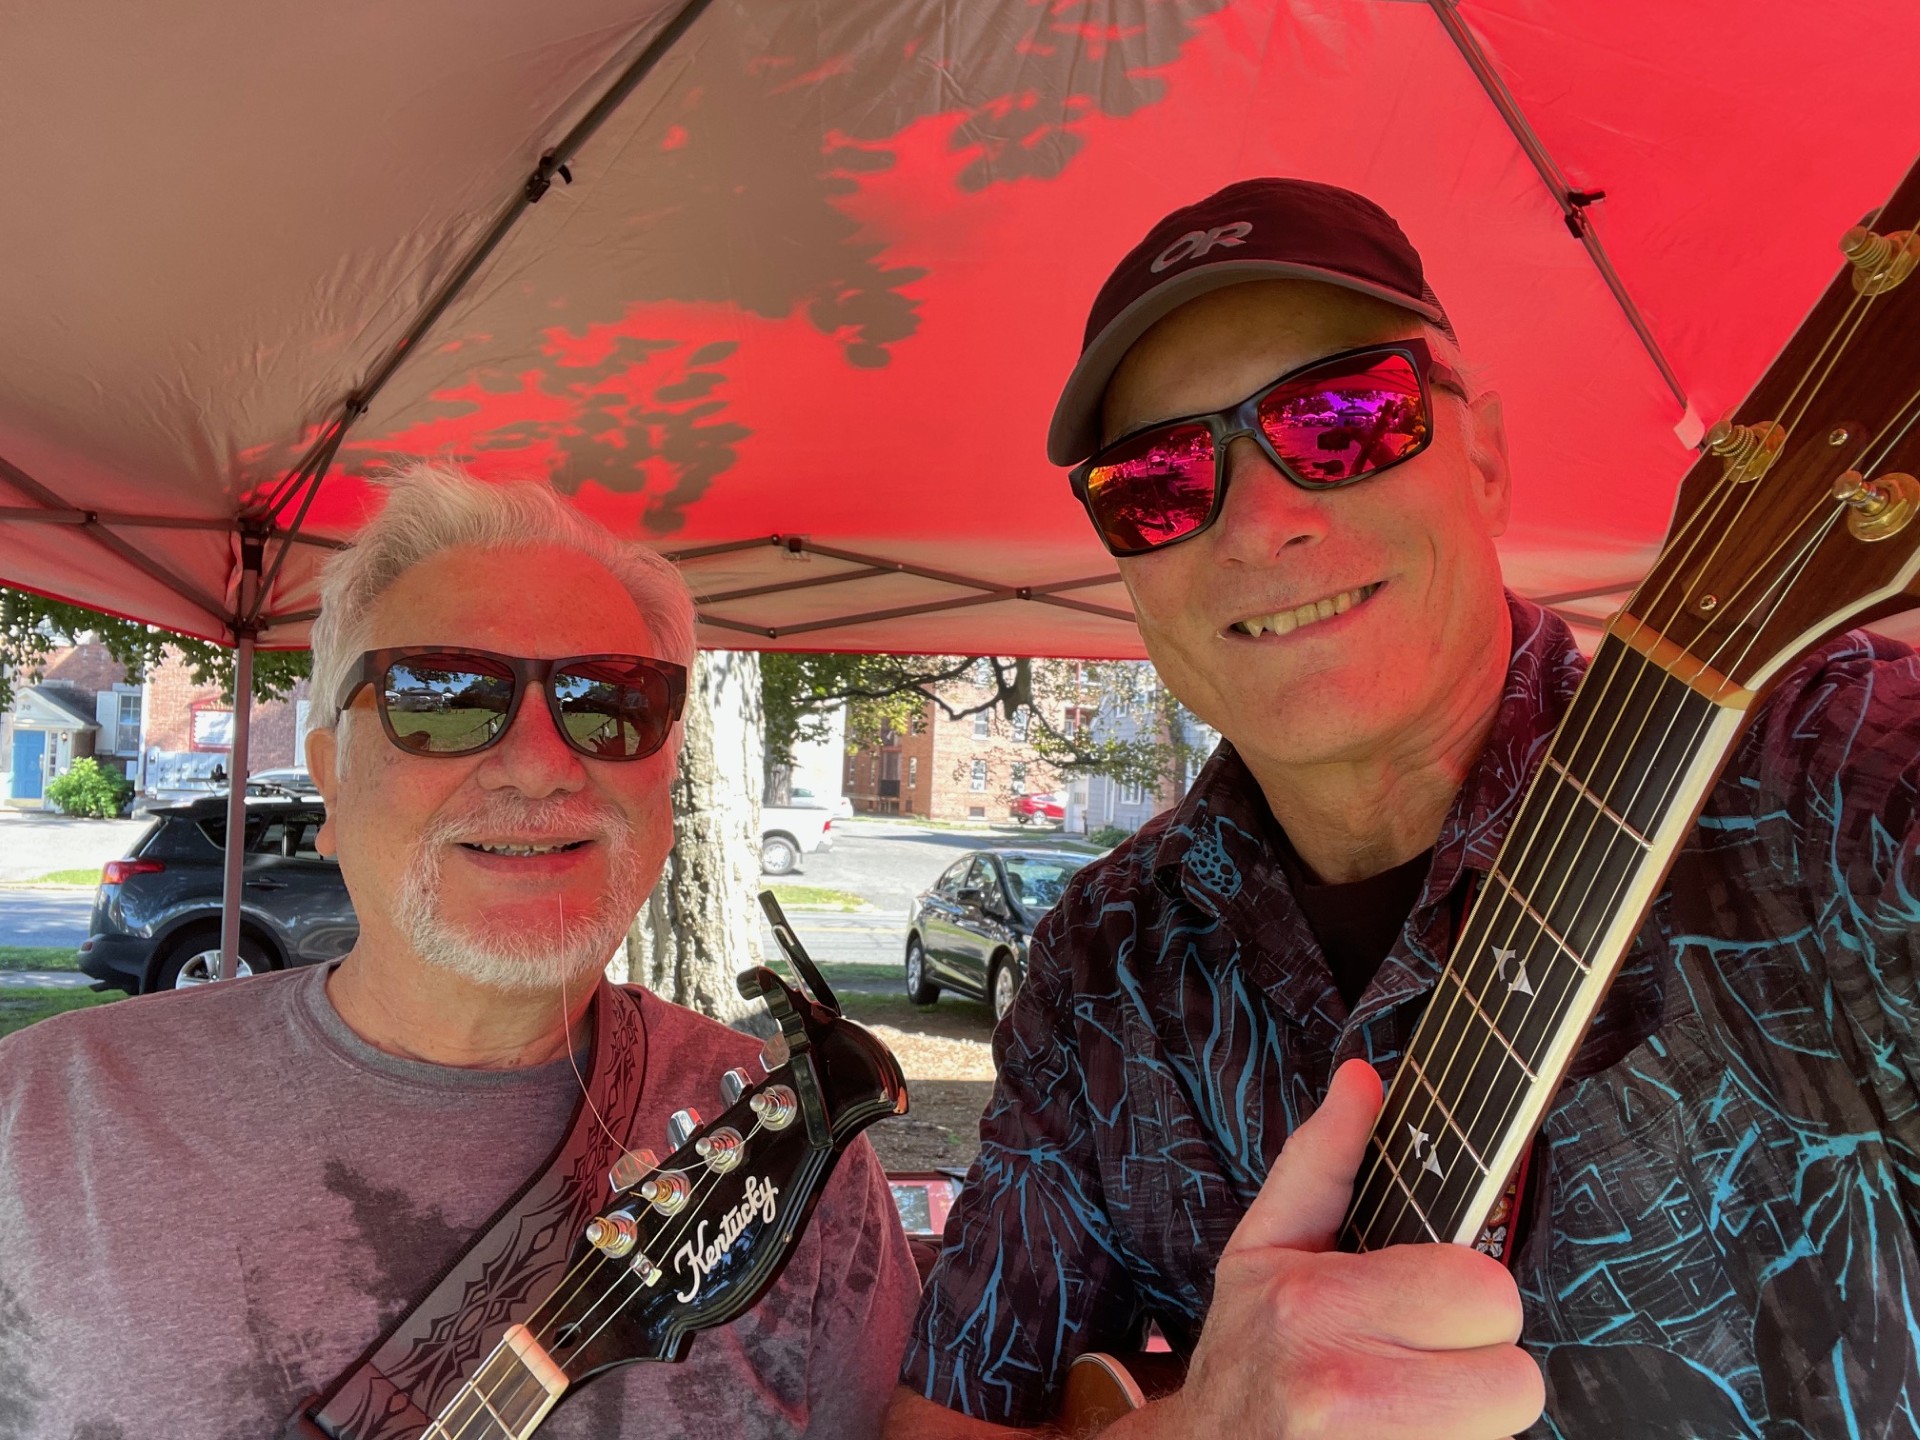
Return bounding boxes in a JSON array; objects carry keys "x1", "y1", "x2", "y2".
[{"x1": 901, "y1": 594, "x2": 1920, "y2": 1437}]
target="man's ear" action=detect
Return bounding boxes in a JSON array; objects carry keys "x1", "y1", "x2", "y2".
[
  {"x1": 1463, "y1": 389, "x2": 1512, "y2": 538},
  {"x1": 306, "y1": 725, "x2": 340, "y2": 858}
]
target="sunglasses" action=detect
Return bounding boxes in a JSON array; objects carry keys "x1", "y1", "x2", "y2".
[
  {"x1": 1069, "y1": 339, "x2": 1452, "y2": 557},
  {"x1": 337, "y1": 648, "x2": 688, "y2": 762}
]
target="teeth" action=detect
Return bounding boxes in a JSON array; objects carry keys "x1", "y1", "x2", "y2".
[
  {"x1": 468, "y1": 841, "x2": 576, "y2": 856},
  {"x1": 1233, "y1": 583, "x2": 1378, "y2": 638}
]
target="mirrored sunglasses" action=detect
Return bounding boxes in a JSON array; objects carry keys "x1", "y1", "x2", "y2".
[
  {"x1": 1069, "y1": 340, "x2": 1448, "y2": 558},
  {"x1": 337, "y1": 648, "x2": 688, "y2": 761}
]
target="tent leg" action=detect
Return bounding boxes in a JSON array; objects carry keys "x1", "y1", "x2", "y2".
[{"x1": 218, "y1": 538, "x2": 262, "y2": 983}]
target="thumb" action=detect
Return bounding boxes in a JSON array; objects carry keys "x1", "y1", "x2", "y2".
[{"x1": 1228, "y1": 1059, "x2": 1385, "y2": 1255}]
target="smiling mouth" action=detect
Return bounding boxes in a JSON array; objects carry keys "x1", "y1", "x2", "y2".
[
  {"x1": 1230, "y1": 582, "x2": 1382, "y2": 639},
  {"x1": 458, "y1": 840, "x2": 591, "y2": 857}
]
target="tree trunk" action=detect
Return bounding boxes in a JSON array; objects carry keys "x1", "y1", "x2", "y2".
[{"x1": 617, "y1": 649, "x2": 765, "y2": 1026}]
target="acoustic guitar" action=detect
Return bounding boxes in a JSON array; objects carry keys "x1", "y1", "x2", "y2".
[{"x1": 1058, "y1": 151, "x2": 1920, "y2": 1429}]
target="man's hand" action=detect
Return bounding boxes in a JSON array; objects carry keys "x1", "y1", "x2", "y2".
[{"x1": 1125, "y1": 1059, "x2": 1544, "y2": 1440}]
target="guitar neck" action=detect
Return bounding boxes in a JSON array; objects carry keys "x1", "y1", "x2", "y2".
[
  {"x1": 424, "y1": 1326, "x2": 569, "y2": 1439},
  {"x1": 1341, "y1": 626, "x2": 1751, "y2": 1251}
]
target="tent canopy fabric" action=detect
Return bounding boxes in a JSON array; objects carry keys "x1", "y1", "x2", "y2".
[{"x1": 2, "y1": 0, "x2": 1917, "y2": 658}]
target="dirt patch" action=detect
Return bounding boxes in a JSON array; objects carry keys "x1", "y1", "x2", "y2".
[{"x1": 845, "y1": 994, "x2": 999, "y2": 1173}]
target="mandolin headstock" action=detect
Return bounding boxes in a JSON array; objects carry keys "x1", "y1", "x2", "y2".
[
  {"x1": 1626, "y1": 153, "x2": 1920, "y2": 700},
  {"x1": 540, "y1": 907, "x2": 907, "y2": 1386}
]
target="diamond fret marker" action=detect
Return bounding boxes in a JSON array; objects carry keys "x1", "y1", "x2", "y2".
[
  {"x1": 1492, "y1": 946, "x2": 1535, "y2": 996},
  {"x1": 1405, "y1": 1122, "x2": 1443, "y2": 1179}
]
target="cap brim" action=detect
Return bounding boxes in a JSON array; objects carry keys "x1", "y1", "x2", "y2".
[{"x1": 1045, "y1": 261, "x2": 1450, "y2": 466}]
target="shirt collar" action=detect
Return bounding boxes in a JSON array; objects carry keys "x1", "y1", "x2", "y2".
[{"x1": 1152, "y1": 590, "x2": 1585, "y2": 926}]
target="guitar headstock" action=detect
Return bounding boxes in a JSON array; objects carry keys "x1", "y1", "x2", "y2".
[
  {"x1": 1626, "y1": 152, "x2": 1920, "y2": 699},
  {"x1": 539, "y1": 912, "x2": 906, "y2": 1385}
]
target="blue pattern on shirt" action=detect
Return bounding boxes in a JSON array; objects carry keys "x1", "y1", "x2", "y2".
[{"x1": 900, "y1": 594, "x2": 1920, "y2": 1436}]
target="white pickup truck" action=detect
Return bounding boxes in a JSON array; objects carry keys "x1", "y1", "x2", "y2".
[{"x1": 760, "y1": 805, "x2": 834, "y2": 875}]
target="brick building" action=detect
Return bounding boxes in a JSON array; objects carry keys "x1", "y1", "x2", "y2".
[
  {"x1": 2, "y1": 638, "x2": 310, "y2": 807},
  {"x1": 843, "y1": 684, "x2": 1062, "y2": 821}
]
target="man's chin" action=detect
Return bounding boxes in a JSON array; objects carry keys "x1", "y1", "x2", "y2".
[{"x1": 412, "y1": 923, "x2": 614, "y2": 995}]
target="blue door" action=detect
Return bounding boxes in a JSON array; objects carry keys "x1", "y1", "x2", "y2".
[{"x1": 10, "y1": 730, "x2": 46, "y2": 800}]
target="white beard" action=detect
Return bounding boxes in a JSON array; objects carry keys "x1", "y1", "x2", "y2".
[{"x1": 392, "y1": 794, "x2": 646, "y2": 993}]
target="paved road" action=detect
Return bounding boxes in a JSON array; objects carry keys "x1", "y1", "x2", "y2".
[
  {"x1": 777, "y1": 818, "x2": 1097, "y2": 912},
  {"x1": 0, "y1": 812, "x2": 144, "y2": 882},
  {"x1": 0, "y1": 888, "x2": 93, "y2": 948}
]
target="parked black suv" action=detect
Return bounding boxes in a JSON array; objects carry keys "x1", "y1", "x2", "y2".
[{"x1": 78, "y1": 795, "x2": 358, "y2": 994}]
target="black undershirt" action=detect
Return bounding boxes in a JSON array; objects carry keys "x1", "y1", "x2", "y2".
[{"x1": 1266, "y1": 823, "x2": 1433, "y2": 1011}]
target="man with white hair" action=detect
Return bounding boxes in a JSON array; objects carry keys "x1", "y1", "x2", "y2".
[{"x1": 0, "y1": 462, "x2": 919, "y2": 1437}]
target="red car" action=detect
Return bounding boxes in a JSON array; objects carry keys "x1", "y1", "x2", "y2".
[{"x1": 1009, "y1": 792, "x2": 1065, "y2": 825}]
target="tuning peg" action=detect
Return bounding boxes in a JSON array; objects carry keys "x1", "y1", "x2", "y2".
[
  {"x1": 609, "y1": 1147, "x2": 658, "y2": 1195},
  {"x1": 667, "y1": 1107, "x2": 703, "y2": 1151},
  {"x1": 759, "y1": 1032, "x2": 791, "y2": 1074},
  {"x1": 749, "y1": 1084, "x2": 798, "y2": 1131},
  {"x1": 721, "y1": 1067, "x2": 753, "y2": 1105},
  {"x1": 694, "y1": 1127, "x2": 745, "y2": 1173}
]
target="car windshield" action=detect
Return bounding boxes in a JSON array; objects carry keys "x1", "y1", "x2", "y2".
[{"x1": 998, "y1": 854, "x2": 1083, "y2": 911}]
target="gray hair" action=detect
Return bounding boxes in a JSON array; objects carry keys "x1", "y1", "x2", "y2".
[{"x1": 308, "y1": 460, "x2": 697, "y2": 731}]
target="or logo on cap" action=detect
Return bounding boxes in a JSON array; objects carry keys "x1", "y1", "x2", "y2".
[{"x1": 1149, "y1": 221, "x2": 1254, "y2": 274}]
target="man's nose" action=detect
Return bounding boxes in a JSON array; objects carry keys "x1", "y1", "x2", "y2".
[
  {"x1": 476, "y1": 687, "x2": 588, "y2": 796},
  {"x1": 1207, "y1": 435, "x2": 1331, "y2": 563}
]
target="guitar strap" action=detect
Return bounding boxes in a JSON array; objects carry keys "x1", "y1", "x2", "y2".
[{"x1": 284, "y1": 980, "x2": 650, "y2": 1440}]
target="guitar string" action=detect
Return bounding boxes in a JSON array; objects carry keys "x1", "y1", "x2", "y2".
[
  {"x1": 1351, "y1": 488, "x2": 1850, "y2": 1248},
  {"x1": 1359, "y1": 372, "x2": 1912, "y2": 1251},
  {"x1": 1346, "y1": 214, "x2": 1917, "y2": 1243},
  {"x1": 431, "y1": 1127, "x2": 764, "y2": 1438},
  {"x1": 1350, "y1": 353, "x2": 1913, "y2": 1249},
  {"x1": 1334, "y1": 268, "x2": 1891, "y2": 1236},
  {"x1": 1343, "y1": 253, "x2": 1911, "y2": 1246},
  {"x1": 1361, "y1": 356, "x2": 1920, "y2": 1247}
]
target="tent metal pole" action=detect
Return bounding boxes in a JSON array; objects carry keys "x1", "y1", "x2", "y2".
[
  {"x1": 217, "y1": 533, "x2": 265, "y2": 983},
  {"x1": 1425, "y1": 0, "x2": 1689, "y2": 412}
]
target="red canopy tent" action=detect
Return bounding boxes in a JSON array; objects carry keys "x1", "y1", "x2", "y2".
[
  {"x1": 1, "y1": 1, "x2": 1915, "y2": 963},
  {"x1": 4, "y1": 0, "x2": 1917, "y2": 656}
]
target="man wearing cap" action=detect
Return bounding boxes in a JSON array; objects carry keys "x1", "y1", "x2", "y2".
[{"x1": 882, "y1": 178, "x2": 1920, "y2": 1438}]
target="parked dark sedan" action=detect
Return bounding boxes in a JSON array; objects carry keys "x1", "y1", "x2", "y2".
[
  {"x1": 904, "y1": 849, "x2": 1086, "y2": 1021},
  {"x1": 77, "y1": 795, "x2": 358, "y2": 994}
]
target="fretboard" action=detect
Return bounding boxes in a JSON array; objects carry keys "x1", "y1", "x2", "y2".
[
  {"x1": 424, "y1": 1325, "x2": 569, "y2": 1440},
  {"x1": 1341, "y1": 630, "x2": 1750, "y2": 1251}
]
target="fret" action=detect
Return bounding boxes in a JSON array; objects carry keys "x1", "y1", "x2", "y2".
[
  {"x1": 1558, "y1": 638, "x2": 1721, "y2": 835},
  {"x1": 1494, "y1": 765, "x2": 1650, "y2": 962},
  {"x1": 1484, "y1": 868, "x2": 1586, "y2": 971},
  {"x1": 1543, "y1": 755, "x2": 1651, "y2": 848},
  {"x1": 1398, "y1": 1053, "x2": 1489, "y2": 1171},
  {"x1": 1435, "y1": 968, "x2": 1538, "y2": 1081},
  {"x1": 429, "y1": 1325, "x2": 569, "y2": 1440},
  {"x1": 1350, "y1": 1134, "x2": 1442, "y2": 1245}
]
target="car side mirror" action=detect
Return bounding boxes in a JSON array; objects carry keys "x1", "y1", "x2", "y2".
[{"x1": 954, "y1": 886, "x2": 984, "y2": 906}]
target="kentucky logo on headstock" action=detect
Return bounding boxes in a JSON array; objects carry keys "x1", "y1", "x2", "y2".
[{"x1": 673, "y1": 1174, "x2": 782, "y2": 1303}]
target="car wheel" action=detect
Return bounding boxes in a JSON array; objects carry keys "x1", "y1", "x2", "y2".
[
  {"x1": 154, "y1": 927, "x2": 269, "y2": 992},
  {"x1": 1014, "y1": 813, "x2": 1031, "y2": 826},
  {"x1": 905, "y1": 935, "x2": 940, "y2": 1006},
  {"x1": 760, "y1": 833, "x2": 800, "y2": 875},
  {"x1": 991, "y1": 954, "x2": 1021, "y2": 1022}
]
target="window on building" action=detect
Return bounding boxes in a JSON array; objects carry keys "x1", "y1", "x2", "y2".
[
  {"x1": 969, "y1": 759, "x2": 987, "y2": 791},
  {"x1": 910, "y1": 708, "x2": 927, "y2": 736},
  {"x1": 1011, "y1": 762, "x2": 1027, "y2": 791},
  {"x1": 908, "y1": 757, "x2": 918, "y2": 788},
  {"x1": 972, "y1": 711, "x2": 990, "y2": 739},
  {"x1": 115, "y1": 692, "x2": 141, "y2": 754},
  {"x1": 1012, "y1": 708, "x2": 1030, "y2": 741},
  {"x1": 1121, "y1": 778, "x2": 1146, "y2": 806}
]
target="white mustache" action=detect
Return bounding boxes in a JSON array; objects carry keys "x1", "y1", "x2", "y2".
[{"x1": 421, "y1": 792, "x2": 626, "y2": 848}]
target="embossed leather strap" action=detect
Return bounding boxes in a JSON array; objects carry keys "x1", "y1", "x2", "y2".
[{"x1": 284, "y1": 981, "x2": 650, "y2": 1440}]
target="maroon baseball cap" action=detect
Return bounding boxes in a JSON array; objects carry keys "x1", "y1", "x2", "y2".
[{"x1": 1047, "y1": 177, "x2": 1453, "y2": 465}]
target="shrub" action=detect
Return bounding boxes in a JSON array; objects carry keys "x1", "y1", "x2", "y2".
[
  {"x1": 45, "y1": 757, "x2": 132, "y2": 818},
  {"x1": 1088, "y1": 825, "x2": 1132, "y2": 848}
]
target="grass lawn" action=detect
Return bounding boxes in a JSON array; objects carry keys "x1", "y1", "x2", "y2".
[
  {"x1": 0, "y1": 988, "x2": 117, "y2": 1040},
  {"x1": 0, "y1": 946, "x2": 80, "y2": 972},
  {"x1": 14, "y1": 868, "x2": 102, "y2": 887},
  {"x1": 764, "y1": 883, "x2": 873, "y2": 912},
  {"x1": 763, "y1": 957, "x2": 899, "y2": 995}
]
